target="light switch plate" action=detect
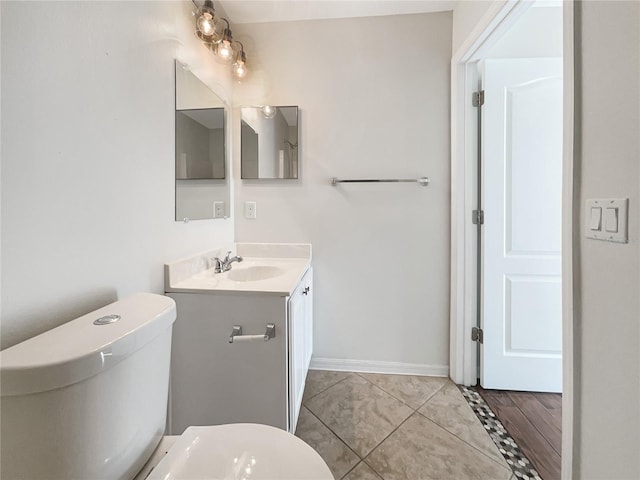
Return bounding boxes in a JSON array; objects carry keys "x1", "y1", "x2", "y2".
[{"x1": 585, "y1": 198, "x2": 628, "y2": 243}]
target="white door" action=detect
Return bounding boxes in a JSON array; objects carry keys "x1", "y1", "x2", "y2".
[{"x1": 481, "y1": 58, "x2": 563, "y2": 393}]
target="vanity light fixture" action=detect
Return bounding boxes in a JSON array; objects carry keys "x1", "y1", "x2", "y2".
[{"x1": 192, "y1": 0, "x2": 249, "y2": 80}]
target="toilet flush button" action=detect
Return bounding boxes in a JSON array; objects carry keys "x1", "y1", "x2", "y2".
[{"x1": 94, "y1": 314, "x2": 121, "y2": 325}]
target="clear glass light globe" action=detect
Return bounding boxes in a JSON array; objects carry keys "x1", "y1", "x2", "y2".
[
  {"x1": 262, "y1": 106, "x2": 277, "y2": 119},
  {"x1": 232, "y1": 60, "x2": 248, "y2": 80},
  {"x1": 217, "y1": 40, "x2": 234, "y2": 64},
  {"x1": 196, "y1": 12, "x2": 215, "y2": 36}
]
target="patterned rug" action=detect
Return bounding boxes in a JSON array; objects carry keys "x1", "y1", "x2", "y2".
[{"x1": 460, "y1": 386, "x2": 543, "y2": 480}]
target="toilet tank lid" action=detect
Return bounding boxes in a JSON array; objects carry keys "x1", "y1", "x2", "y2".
[{"x1": 0, "y1": 293, "x2": 176, "y2": 396}]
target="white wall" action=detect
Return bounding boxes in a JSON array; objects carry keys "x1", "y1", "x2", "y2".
[
  {"x1": 0, "y1": 1, "x2": 235, "y2": 349},
  {"x1": 575, "y1": 1, "x2": 640, "y2": 477},
  {"x1": 452, "y1": 0, "x2": 496, "y2": 56},
  {"x1": 232, "y1": 13, "x2": 453, "y2": 372}
]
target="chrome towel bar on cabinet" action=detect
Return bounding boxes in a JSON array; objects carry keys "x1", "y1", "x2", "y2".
[
  {"x1": 229, "y1": 324, "x2": 276, "y2": 343},
  {"x1": 331, "y1": 177, "x2": 429, "y2": 186}
]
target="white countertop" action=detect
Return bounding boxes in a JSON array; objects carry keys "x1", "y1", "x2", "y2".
[{"x1": 164, "y1": 243, "x2": 311, "y2": 296}]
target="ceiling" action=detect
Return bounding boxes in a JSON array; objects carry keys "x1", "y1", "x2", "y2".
[{"x1": 217, "y1": 0, "x2": 456, "y2": 25}]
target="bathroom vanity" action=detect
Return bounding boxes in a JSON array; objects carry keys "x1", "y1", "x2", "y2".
[{"x1": 164, "y1": 244, "x2": 313, "y2": 434}]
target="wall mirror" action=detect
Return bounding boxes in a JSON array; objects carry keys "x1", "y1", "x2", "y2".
[
  {"x1": 175, "y1": 61, "x2": 229, "y2": 221},
  {"x1": 241, "y1": 106, "x2": 299, "y2": 179}
]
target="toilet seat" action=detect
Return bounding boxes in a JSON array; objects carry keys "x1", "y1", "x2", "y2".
[{"x1": 147, "y1": 424, "x2": 333, "y2": 479}]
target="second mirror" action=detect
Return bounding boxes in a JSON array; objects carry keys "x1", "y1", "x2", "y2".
[{"x1": 241, "y1": 106, "x2": 299, "y2": 179}]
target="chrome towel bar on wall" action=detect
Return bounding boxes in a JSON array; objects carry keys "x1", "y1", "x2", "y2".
[{"x1": 331, "y1": 177, "x2": 430, "y2": 186}]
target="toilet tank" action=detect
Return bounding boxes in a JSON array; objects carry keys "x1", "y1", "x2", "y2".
[{"x1": 0, "y1": 293, "x2": 176, "y2": 480}]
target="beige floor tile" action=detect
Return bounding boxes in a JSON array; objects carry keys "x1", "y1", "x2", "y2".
[
  {"x1": 305, "y1": 374, "x2": 413, "y2": 457},
  {"x1": 343, "y1": 462, "x2": 383, "y2": 480},
  {"x1": 303, "y1": 370, "x2": 355, "y2": 404},
  {"x1": 418, "y1": 382, "x2": 508, "y2": 466},
  {"x1": 366, "y1": 413, "x2": 513, "y2": 480},
  {"x1": 295, "y1": 406, "x2": 360, "y2": 480},
  {"x1": 358, "y1": 373, "x2": 449, "y2": 409}
]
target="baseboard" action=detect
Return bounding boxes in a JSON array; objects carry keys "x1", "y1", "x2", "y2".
[{"x1": 310, "y1": 357, "x2": 449, "y2": 378}]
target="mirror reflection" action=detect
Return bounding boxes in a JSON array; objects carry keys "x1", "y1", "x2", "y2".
[
  {"x1": 241, "y1": 106, "x2": 299, "y2": 179},
  {"x1": 176, "y1": 109, "x2": 225, "y2": 179},
  {"x1": 175, "y1": 61, "x2": 229, "y2": 221}
]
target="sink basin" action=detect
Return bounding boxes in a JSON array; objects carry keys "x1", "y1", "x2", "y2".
[{"x1": 227, "y1": 265, "x2": 284, "y2": 282}]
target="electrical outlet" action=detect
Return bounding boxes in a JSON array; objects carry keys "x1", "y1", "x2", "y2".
[
  {"x1": 244, "y1": 201, "x2": 257, "y2": 219},
  {"x1": 213, "y1": 201, "x2": 225, "y2": 219}
]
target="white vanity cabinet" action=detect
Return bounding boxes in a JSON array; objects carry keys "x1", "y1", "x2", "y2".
[{"x1": 167, "y1": 266, "x2": 313, "y2": 435}]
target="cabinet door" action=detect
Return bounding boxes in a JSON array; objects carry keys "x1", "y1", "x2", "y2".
[
  {"x1": 288, "y1": 283, "x2": 306, "y2": 433},
  {"x1": 168, "y1": 292, "x2": 288, "y2": 435}
]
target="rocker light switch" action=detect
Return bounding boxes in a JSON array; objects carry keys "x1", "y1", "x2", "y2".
[
  {"x1": 586, "y1": 198, "x2": 628, "y2": 243},
  {"x1": 605, "y1": 207, "x2": 618, "y2": 233},
  {"x1": 589, "y1": 207, "x2": 602, "y2": 231}
]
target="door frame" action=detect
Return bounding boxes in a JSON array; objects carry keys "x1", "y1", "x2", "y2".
[{"x1": 448, "y1": 1, "x2": 574, "y2": 478}]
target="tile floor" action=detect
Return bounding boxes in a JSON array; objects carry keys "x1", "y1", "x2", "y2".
[{"x1": 296, "y1": 370, "x2": 515, "y2": 480}]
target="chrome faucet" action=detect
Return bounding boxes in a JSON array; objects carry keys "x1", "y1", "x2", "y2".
[{"x1": 213, "y1": 251, "x2": 243, "y2": 273}]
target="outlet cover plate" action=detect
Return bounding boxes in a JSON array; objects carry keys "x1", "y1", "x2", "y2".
[
  {"x1": 244, "y1": 201, "x2": 256, "y2": 219},
  {"x1": 213, "y1": 201, "x2": 225, "y2": 219}
]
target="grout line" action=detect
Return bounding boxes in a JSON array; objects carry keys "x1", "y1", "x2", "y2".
[
  {"x1": 307, "y1": 373, "x2": 414, "y2": 467},
  {"x1": 355, "y1": 372, "x2": 449, "y2": 412},
  {"x1": 360, "y1": 410, "x2": 417, "y2": 467},
  {"x1": 359, "y1": 459, "x2": 385, "y2": 480},
  {"x1": 302, "y1": 405, "x2": 362, "y2": 461},
  {"x1": 338, "y1": 461, "x2": 360, "y2": 480},
  {"x1": 303, "y1": 372, "x2": 356, "y2": 406},
  {"x1": 339, "y1": 460, "x2": 385, "y2": 480},
  {"x1": 414, "y1": 408, "x2": 512, "y2": 472},
  {"x1": 414, "y1": 380, "x2": 448, "y2": 410},
  {"x1": 310, "y1": 371, "x2": 505, "y2": 480},
  {"x1": 349, "y1": 374, "x2": 417, "y2": 416},
  {"x1": 354, "y1": 372, "x2": 416, "y2": 409}
]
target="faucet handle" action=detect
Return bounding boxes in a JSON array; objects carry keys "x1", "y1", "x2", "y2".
[
  {"x1": 212, "y1": 257, "x2": 224, "y2": 272},
  {"x1": 223, "y1": 250, "x2": 232, "y2": 262}
]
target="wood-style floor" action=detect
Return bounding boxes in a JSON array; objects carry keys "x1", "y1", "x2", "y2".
[{"x1": 477, "y1": 387, "x2": 562, "y2": 480}]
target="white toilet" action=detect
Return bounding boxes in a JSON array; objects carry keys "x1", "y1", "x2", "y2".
[{"x1": 0, "y1": 293, "x2": 333, "y2": 479}]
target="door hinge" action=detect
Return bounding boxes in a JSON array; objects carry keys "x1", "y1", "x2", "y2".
[
  {"x1": 472, "y1": 209, "x2": 484, "y2": 225},
  {"x1": 472, "y1": 90, "x2": 485, "y2": 107},
  {"x1": 471, "y1": 327, "x2": 484, "y2": 344}
]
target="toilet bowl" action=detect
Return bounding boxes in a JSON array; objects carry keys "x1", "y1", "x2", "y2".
[
  {"x1": 0, "y1": 293, "x2": 332, "y2": 480},
  {"x1": 141, "y1": 424, "x2": 332, "y2": 479}
]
